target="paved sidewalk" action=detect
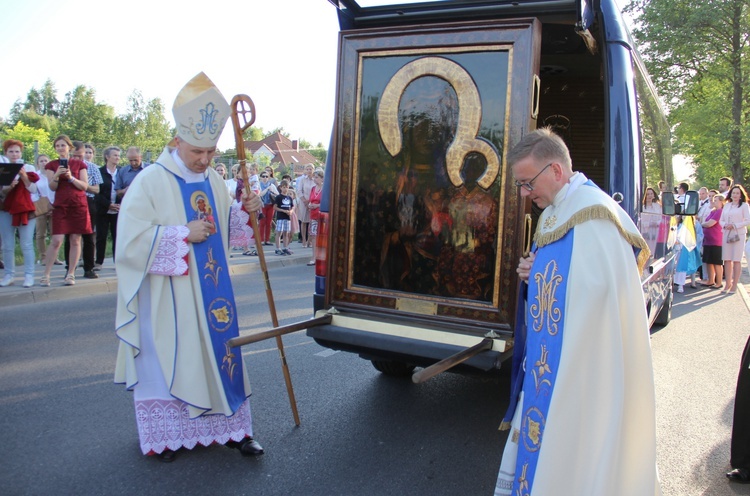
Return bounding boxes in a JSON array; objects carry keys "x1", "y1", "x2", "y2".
[{"x1": 0, "y1": 242, "x2": 315, "y2": 308}]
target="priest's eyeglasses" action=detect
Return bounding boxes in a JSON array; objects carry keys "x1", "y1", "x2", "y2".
[{"x1": 514, "y1": 163, "x2": 553, "y2": 192}]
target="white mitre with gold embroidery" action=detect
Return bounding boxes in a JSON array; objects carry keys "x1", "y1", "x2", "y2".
[{"x1": 172, "y1": 72, "x2": 230, "y2": 147}]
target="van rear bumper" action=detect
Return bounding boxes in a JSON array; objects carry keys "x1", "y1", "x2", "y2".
[{"x1": 307, "y1": 324, "x2": 508, "y2": 372}]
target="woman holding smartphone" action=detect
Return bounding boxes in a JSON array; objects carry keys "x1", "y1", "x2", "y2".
[{"x1": 40, "y1": 134, "x2": 90, "y2": 286}]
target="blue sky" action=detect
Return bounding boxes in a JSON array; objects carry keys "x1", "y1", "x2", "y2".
[{"x1": 0, "y1": 0, "x2": 340, "y2": 149}]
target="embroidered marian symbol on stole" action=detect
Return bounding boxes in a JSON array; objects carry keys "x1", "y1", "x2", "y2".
[{"x1": 529, "y1": 261, "x2": 563, "y2": 334}]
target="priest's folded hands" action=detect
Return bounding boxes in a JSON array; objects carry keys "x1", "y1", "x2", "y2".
[{"x1": 516, "y1": 251, "x2": 536, "y2": 282}]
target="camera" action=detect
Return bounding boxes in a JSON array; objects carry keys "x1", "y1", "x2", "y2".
[{"x1": 59, "y1": 158, "x2": 68, "y2": 168}]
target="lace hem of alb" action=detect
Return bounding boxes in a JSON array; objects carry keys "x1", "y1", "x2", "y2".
[
  {"x1": 135, "y1": 398, "x2": 253, "y2": 455},
  {"x1": 149, "y1": 225, "x2": 190, "y2": 276},
  {"x1": 229, "y1": 203, "x2": 255, "y2": 248}
]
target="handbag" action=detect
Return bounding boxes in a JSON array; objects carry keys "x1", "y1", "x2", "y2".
[
  {"x1": 726, "y1": 226, "x2": 741, "y2": 243},
  {"x1": 34, "y1": 196, "x2": 52, "y2": 217}
]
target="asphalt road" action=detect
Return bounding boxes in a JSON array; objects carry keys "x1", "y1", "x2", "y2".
[
  {"x1": 1, "y1": 264, "x2": 749, "y2": 495},
  {"x1": 650, "y1": 281, "x2": 750, "y2": 496},
  {"x1": 0, "y1": 265, "x2": 507, "y2": 496}
]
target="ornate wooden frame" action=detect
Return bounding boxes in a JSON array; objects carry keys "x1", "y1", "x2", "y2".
[{"x1": 326, "y1": 19, "x2": 541, "y2": 332}]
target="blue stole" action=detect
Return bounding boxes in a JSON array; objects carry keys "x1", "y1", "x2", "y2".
[
  {"x1": 173, "y1": 173, "x2": 246, "y2": 413},
  {"x1": 512, "y1": 229, "x2": 574, "y2": 495}
]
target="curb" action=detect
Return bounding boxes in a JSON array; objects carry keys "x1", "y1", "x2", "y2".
[
  {"x1": 227, "y1": 253, "x2": 312, "y2": 276},
  {"x1": 0, "y1": 251, "x2": 313, "y2": 308},
  {"x1": 739, "y1": 284, "x2": 750, "y2": 313}
]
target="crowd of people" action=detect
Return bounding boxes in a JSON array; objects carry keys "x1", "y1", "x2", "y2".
[
  {"x1": 0, "y1": 137, "x2": 152, "y2": 287},
  {"x1": 0, "y1": 136, "x2": 323, "y2": 288},
  {"x1": 641, "y1": 177, "x2": 750, "y2": 485},
  {"x1": 642, "y1": 177, "x2": 750, "y2": 294},
  {"x1": 216, "y1": 159, "x2": 324, "y2": 265}
]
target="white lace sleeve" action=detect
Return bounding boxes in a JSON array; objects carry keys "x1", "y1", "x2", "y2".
[
  {"x1": 229, "y1": 202, "x2": 255, "y2": 248},
  {"x1": 149, "y1": 225, "x2": 190, "y2": 276}
]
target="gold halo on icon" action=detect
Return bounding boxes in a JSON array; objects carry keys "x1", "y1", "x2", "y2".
[{"x1": 377, "y1": 56, "x2": 500, "y2": 189}]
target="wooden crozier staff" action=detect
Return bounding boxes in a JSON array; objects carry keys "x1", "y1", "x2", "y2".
[{"x1": 230, "y1": 94, "x2": 300, "y2": 426}]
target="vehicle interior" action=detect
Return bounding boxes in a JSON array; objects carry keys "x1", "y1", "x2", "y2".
[{"x1": 537, "y1": 22, "x2": 606, "y2": 188}]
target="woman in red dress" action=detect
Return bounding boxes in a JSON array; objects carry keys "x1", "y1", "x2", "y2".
[
  {"x1": 40, "y1": 135, "x2": 91, "y2": 286},
  {"x1": 307, "y1": 168, "x2": 324, "y2": 266}
]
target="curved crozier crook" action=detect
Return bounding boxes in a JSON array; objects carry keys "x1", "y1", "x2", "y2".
[{"x1": 377, "y1": 56, "x2": 500, "y2": 189}]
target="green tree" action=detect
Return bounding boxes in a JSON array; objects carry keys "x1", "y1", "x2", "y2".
[
  {"x1": 8, "y1": 107, "x2": 59, "y2": 137},
  {"x1": 672, "y1": 74, "x2": 749, "y2": 186},
  {"x1": 626, "y1": 0, "x2": 750, "y2": 184},
  {"x1": 0, "y1": 122, "x2": 55, "y2": 163},
  {"x1": 112, "y1": 91, "x2": 172, "y2": 158},
  {"x1": 246, "y1": 126, "x2": 265, "y2": 141},
  {"x1": 10, "y1": 79, "x2": 60, "y2": 121},
  {"x1": 9, "y1": 79, "x2": 62, "y2": 136},
  {"x1": 307, "y1": 142, "x2": 327, "y2": 164},
  {"x1": 58, "y1": 85, "x2": 115, "y2": 145}
]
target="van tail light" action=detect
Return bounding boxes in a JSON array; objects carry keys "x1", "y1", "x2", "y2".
[{"x1": 314, "y1": 212, "x2": 329, "y2": 277}]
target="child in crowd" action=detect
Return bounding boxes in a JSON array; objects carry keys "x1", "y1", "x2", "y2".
[
  {"x1": 274, "y1": 180, "x2": 294, "y2": 255},
  {"x1": 281, "y1": 174, "x2": 299, "y2": 241}
]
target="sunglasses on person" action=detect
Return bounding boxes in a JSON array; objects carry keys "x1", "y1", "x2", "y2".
[{"x1": 260, "y1": 175, "x2": 268, "y2": 178}]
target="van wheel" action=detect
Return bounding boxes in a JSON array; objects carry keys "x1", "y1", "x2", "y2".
[
  {"x1": 654, "y1": 283, "x2": 672, "y2": 326},
  {"x1": 371, "y1": 360, "x2": 416, "y2": 377}
]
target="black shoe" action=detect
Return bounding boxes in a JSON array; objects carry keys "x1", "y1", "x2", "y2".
[
  {"x1": 727, "y1": 468, "x2": 750, "y2": 483},
  {"x1": 156, "y1": 449, "x2": 177, "y2": 463},
  {"x1": 227, "y1": 437, "x2": 264, "y2": 456},
  {"x1": 83, "y1": 270, "x2": 99, "y2": 279}
]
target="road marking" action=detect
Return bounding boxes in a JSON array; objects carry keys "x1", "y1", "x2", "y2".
[{"x1": 315, "y1": 349, "x2": 340, "y2": 357}]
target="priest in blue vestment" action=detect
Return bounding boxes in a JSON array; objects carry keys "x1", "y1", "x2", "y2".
[{"x1": 495, "y1": 128, "x2": 661, "y2": 495}]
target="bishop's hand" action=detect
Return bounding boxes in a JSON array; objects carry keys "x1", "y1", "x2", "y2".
[
  {"x1": 187, "y1": 220, "x2": 214, "y2": 243},
  {"x1": 241, "y1": 190, "x2": 262, "y2": 214}
]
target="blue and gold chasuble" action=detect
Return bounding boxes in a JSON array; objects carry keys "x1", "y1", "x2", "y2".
[{"x1": 173, "y1": 172, "x2": 246, "y2": 413}]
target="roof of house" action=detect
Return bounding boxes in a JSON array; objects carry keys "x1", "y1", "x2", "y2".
[{"x1": 244, "y1": 132, "x2": 319, "y2": 169}]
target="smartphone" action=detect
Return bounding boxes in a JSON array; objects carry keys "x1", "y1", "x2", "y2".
[{"x1": 59, "y1": 158, "x2": 68, "y2": 169}]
